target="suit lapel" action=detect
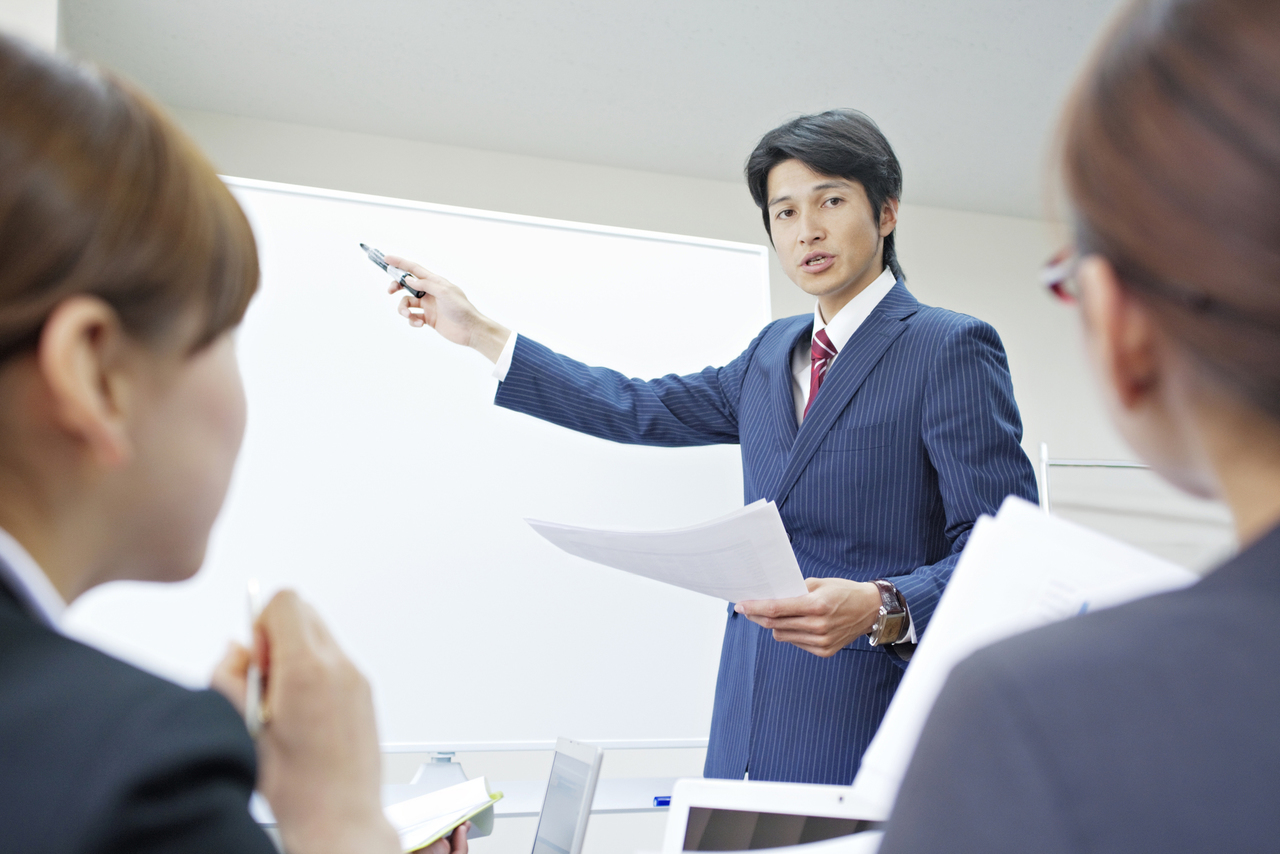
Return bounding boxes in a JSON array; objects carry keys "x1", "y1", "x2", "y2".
[
  {"x1": 767, "y1": 316, "x2": 813, "y2": 449},
  {"x1": 772, "y1": 282, "x2": 919, "y2": 509}
]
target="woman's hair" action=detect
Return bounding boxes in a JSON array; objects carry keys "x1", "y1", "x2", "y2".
[
  {"x1": 0, "y1": 34, "x2": 257, "y2": 365},
  {"x1": 1062, "y1": 0, "x2": 1280, "y2": 418},
  {"x1": 746, "y1": 109, "x2": 905, "y2": 282}
]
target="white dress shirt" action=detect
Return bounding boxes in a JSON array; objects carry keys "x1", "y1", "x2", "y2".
[
  {"x1": 0, "y1": 526, "x2": 65, "y2": 629},
  {"x1": 790, "y1": 265, "x2": 898, "y2": 425}
]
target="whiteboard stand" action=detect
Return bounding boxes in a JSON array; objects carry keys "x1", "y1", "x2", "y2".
[
  {"x1": 1038, "y1": 442, "x2": 1148, "y2": 512},
  {"x1": 408, "y1": 753, "x2": 469, "y2": 789}
]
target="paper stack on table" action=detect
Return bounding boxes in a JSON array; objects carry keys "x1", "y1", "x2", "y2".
[
  {"x1": 846, "y1": 496, "x2": 1200, "y2": 822},
  {"x1": 385, "y1": 777, "x2": 502, "y2": 853},
  {"x1": 526, "y1": 499, "x2": 808, "y2": 602}
]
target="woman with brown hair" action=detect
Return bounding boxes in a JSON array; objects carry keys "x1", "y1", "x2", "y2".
[
  {"x1": 0, "y1": 34, "x2": 465, "y2": 854},
  {"x1": 880, "y1": 0, "x2": 1280, "y2": 850}
]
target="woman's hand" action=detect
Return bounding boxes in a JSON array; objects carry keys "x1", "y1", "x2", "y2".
[
  {"x1": 414, "y1": 822, "x2": 470, "y2": 854},
  {"x1": 384, "y1": 255, "x2": 511, "y2": 363},
  {"x1": 213, "y1": 590, "x2": 400, "y2": 854}
]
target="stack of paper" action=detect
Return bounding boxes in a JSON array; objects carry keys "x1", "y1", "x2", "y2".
[
  {"x1": 526, "y1": 499, "x2": 808, "y2": 602},
  {"x1": 385, "y1": 777, "x2": 502, "y2": 853},
  {"x1": 846, "y1": 496, "x2": 1200, "y2": 821}
]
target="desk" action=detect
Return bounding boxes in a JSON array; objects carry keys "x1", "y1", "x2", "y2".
[{"x1": 252, "y1": 777, "x2": 679, "y2": 826}]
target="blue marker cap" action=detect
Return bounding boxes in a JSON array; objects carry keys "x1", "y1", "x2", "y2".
[{"x1": 653, "y1": 796, "x2": 671, "y2": 808}]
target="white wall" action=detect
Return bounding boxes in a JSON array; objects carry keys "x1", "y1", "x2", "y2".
[{"x1": 0, "y1": 0, "x2": 58, "y2": 50}]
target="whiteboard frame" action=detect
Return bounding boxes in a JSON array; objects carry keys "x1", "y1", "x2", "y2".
[{"x1": 221, "y1": 176, "x2": 771, "y2": 265}]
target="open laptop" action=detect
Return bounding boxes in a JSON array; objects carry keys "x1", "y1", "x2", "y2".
[
  {"x1": 530, "y1": 736, "x2": 604, "y2": 854},
  {"x1": 660, "y1": 778, "x2": 883, "y2": 852}
]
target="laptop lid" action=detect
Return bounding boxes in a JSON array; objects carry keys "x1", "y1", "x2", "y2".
[{"x1": 530, "y1": 737, "x2": 604, "y2": 854}]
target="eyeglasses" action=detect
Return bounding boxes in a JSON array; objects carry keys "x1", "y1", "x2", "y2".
[
  {"x1": 1040, "y1": 245, "x2": 1280, "y2": 332},
  {"x1": 1040, "y1": 247, "x2": 1080, "y2": 304}
]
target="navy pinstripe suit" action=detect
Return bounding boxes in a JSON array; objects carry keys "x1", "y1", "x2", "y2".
[{"x1": 496, "y1": 281, "x2": 1038, "y2": 784}]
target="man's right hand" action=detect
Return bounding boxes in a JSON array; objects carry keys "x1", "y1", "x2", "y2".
[{"x1": 384, "y1": 255, "x2": 511, "y2": 363}]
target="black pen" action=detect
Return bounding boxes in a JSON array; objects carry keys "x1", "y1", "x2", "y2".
[{"x1": 360, "y1": 243, "x2": 426, "y2": 298}]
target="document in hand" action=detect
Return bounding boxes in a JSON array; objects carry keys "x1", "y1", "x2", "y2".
[
  {"x1": 846, "y1": 496, "x2": 1200, "y2": 821},
  {"x1": 385, "y1": 777, "x2": 502, "y2": 853},
  {"x1": 526, "y1": 499, "x2": 809, "y2": 602}
]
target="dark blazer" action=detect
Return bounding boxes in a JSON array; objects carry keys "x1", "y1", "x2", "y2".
[
  {"x1": 495, "y1": 281, "x2": 1038, "y2": 784},
  {"x1": 0, "y1": 568, "x2": 276, "y2": 853},
  {"x1": 880, "y1": 521, "x2": 1280, "y2": 853}
]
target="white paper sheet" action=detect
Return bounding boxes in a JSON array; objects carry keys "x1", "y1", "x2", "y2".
[
  {"x1": 847, "y1": 496, "x2": 1201, "y2": 820},
  {"x1": 526, "y1": 499, "x2": 808, "y2": 602}
]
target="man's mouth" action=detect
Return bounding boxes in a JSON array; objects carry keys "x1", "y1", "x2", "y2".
[{"x1": 801, "y1": 253, "x2": 835, "y2": 271}]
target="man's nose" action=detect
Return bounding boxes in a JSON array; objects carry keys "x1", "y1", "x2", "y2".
[{"x1": 798, "y1": 211, "x2": 825, "y2": 245}]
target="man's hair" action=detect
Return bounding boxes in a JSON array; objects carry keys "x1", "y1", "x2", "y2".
[
  {"x1": 0, "y1": 33, "x2": 258, "y2": 366},
  {"x1": 745, "y1": 109, "x2": 904, "y2": 281}
]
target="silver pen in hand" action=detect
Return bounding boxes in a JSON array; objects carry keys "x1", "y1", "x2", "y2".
[{"x1": 361, "y1": 243, "x2": 426, "y2": 298}]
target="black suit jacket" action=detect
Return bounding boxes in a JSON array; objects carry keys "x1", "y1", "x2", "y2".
[
  {"x1": 0, "y1": 573, "x2": 276, "y2": 853},
  {"x1": 880, "y1": 521, "x2": 1280, "y2": 853}
]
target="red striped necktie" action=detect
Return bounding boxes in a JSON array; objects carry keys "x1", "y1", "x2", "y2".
[{"x1": 805, "y1": 328, "x2": 838, "y2": 417}]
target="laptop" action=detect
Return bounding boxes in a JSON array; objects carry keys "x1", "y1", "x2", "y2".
[
  {"x1": 660, "y1": 778, "x2": 883, "y2": 852},
  {"x1": 530, "y1": 736, "x2": 604, "y2": 854}
]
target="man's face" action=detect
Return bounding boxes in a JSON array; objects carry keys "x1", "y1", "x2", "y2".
[{"x1": 765, "y1": 159, "x2": 898, "y2": 318}]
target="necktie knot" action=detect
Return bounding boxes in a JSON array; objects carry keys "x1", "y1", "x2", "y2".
[{"x1": 805, "y1": 328, "x2": 837, "y2": 418}]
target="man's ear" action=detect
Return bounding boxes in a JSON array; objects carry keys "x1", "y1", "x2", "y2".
[
  {"x1": 879, "y1": 197, "x2": 900, "y2": 238},
  {"x1": 1077, "y1": 256, "x2": 1160, "y2": 411},
  {"x1": 36, "y1": 296, "x2": 136, "y2": 467}
]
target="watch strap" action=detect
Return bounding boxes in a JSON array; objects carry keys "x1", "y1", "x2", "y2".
[{"x1": 868, "y1": 579, "x2": 909, "y2": 646}]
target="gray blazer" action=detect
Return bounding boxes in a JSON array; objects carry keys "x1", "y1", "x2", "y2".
[{"x1": 879, "y1": 522, "x2": 1280, "y2": 853}]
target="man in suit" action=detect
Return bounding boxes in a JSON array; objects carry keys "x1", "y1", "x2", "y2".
[{"x1": 388, "y1": 109, "x2": 1037, "y2": 784}]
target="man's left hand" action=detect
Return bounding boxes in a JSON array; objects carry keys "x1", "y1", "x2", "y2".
[{"x1": 735, "y1": 578, "x2": 882, "y2": 657}]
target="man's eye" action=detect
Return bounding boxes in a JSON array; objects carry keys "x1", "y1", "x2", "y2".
[
  {"x1": 825, "y1": 197, "x2": 842, "y2": 207},
  {"x1": 776, "y1": 209, "x2": 794, "y2": 219}
]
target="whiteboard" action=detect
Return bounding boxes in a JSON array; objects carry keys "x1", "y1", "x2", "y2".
[{"x1": 62, "y1": 177, "x2": 772, "y2": 750}]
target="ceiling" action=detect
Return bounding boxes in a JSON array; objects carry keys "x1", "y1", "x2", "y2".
[{"x1": 60, "y1": 0, "x2": 1124, "y2": 219}]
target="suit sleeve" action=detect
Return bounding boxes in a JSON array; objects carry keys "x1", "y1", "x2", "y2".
[
  {"x1": 91, "y1": 688, "x2": 277, "y2": 854},
  {"x1": 878, "y1": 652, "x2": 1079, "y2": 854},
  {"x1": 492, "y1": 329, "x2": 773, "y2": 447},
  {"x1": 886, "y1": 320, "x2": 1038, "y2": 642}
]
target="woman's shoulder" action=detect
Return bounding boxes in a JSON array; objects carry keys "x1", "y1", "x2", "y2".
[{"x1": 0, "y1": 606, "x2": 266, "y2": 851}]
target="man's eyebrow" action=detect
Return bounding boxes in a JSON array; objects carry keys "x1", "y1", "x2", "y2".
[{"x1": 767, "y1": 180, "x2": 853, "y2": 208}]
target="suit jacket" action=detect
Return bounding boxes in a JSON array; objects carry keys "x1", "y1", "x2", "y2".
[
  {"x1": 0, "y1": 571, "x2": 276, "y2": 854},
  {"x1": 495, "y1": 281, "x2": 1038, "y2": 784},
  {"x1": 880, "y1": 521, "x2": 1280, "y2": 854}
]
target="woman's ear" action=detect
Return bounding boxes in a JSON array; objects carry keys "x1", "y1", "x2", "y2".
[
  {"x1": 36, "y1": 296, "x2": 136, "y2": 468},
  {"x1": 1077, "y1": 255, "x2": 1161, "y2": 412}
]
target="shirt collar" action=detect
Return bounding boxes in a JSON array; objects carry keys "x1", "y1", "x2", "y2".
[
  {"x1": 0, "y1": 527, "x2": 66, "y2": 629},
  {"x1": 812, "y1": 265, "x2": 898, "y2": 354}
]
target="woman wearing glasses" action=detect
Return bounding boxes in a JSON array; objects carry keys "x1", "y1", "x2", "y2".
[{"x1": 880, "y1": 0, "x2": 1280, "y2": 850}]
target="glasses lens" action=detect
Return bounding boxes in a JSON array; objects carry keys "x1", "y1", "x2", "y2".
[{"x1": 1041, "y1": 248, "x2": 1078, "y2": 303}]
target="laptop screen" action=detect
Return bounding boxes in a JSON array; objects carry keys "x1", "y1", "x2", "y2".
[
  {"x1": 682, "y1": 807, "x2": 871, "y2": 850},
  {"x1": 531, "y1": 751, "x2": 593, "y2": 854}
]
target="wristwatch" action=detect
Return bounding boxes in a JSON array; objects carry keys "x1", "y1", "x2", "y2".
[{"x1": 867, "y1": 579, "x2": 909, "y2": 646}]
